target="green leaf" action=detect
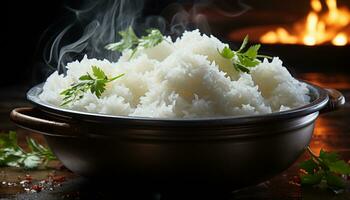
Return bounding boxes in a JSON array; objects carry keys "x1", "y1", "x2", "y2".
[
  {"x1": 238, "y1": 35, "x2": 249, "y2": 52},
  {"x1": 8, "y1": 131, "x2": 17, "y2": 144},
  {"x1": 105, "y1": 26, "x2": 138, "y2": 52},
  {"x1": 329, "y1": 160, "x2": 350, "y2": 175},
  {"x1": 139, "y1": 29, "x2": 164, "y2": 49},
  {"x1": 61, "y1": 66, "x2": 124, "y2": 106},
  {"x1": 91, "y1": 80, "x2": 106, "y2": 98},
  {"x1": 27, "y1": 137, "x2": 56, "y2": 161},
  {"x1": 300, "y1": 173, "x2": 323, "y2": 185},
  {"x1": 236, "y1": 64, "x2": 250, "y2": 73},
  {"x1": 23, "y1": 154, "x2": 41, "y2": 169},
  {"x1": 299, "y1": 147, "x2": 350, "y2": 191},
  {"x1": 0, "y1": 131, "x2": 18, "y2": 148},
  {"x1": 326, "y1": 173, "x2": 346, "y2": 189},
  {"x1": 0, "y1": 131, "x2": 57, "y2": 169},
  {"x1": 320, "y1": 151, "x2": 340, "y2": 162},
  {"x1": 92, "y1": 66, "x2": 107, "y2": 79},
  {"x1": 1, "y1": 153, "x2": 23, "y2": 167},
  {"x1": 217, "y1": 35, "x2": 269, "y2": 74},
  {"x1": 27, "y1": 137, "x2": 49, "y2": 155},
  {"x1": 319, "y1": 149, "x2": 340, "y2": 164},
  {"x1": 299, "y1": 159, "x2": 319, "y2": 174},
  {"x1": 244, "y1": 44, "x2": 260, "y2": 59},
  {"x1": 238, "y1": 56, "x2": 260, "y2": 67},
  {"x1": 105, "y1": 27, "x2": 165, "y2": 59},
  {"x1": 219, "y1": 47, "x2": 235, "y2": 59},
  {"x1": 79, "y1": 74, "x2": 93, "y2": 81}
]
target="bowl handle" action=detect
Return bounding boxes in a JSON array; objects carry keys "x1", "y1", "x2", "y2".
[
  {"x1": 321, "y1": 88, "x2": 346, "y2": 113},
  {"x1": 10, "y1": 107, "x2": 79, "y2": 137}
]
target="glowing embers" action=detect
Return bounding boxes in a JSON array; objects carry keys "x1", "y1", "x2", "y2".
[{"x1": 260, "y1": 0, "x2": 350, "y2": 46}]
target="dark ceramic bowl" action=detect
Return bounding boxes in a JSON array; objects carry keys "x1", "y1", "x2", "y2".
[{"x1": 10, "y1": 82, "x2": 345, "y2": 189}]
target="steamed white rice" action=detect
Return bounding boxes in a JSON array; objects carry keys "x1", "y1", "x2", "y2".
[{"x1": 39, "y1": 30, "x2": 310, "y2": 118}]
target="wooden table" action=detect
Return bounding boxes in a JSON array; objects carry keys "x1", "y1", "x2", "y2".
[{"x1": 1, "y1": 73, "x2": 349, "y2": 200}]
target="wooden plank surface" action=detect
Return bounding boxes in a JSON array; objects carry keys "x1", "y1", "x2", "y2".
[{"x1": 0, "y1": 73, "x2": 349, "y2": 200}]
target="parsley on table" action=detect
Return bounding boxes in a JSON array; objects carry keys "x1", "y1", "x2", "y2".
[
  {"x1": 299, "y1": 147, "x2": 350, "y2": 190},
  {"x1": 218, "y1": 35, "x2": 271, "y2": 73},
  {"x1": 105, "y1": 27, "x2": 165, "y2": 59},
  {"x1": 60, "y1": 66, "x2": 124, "y2": 106},
  {"x1": 0, "y1": 131, "x2": 56, "y2": 169}
]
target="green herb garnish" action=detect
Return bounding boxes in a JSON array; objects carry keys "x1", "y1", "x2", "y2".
[
  {"x1": 105, "y1": 27, "x2": 139, "y2": 56},
  {"x1": 60, "y1": 66, "x2": 124, "y2": 106},
  {"x1": 218, "y1": 35, "x2": 271, "y2": 73},
  {"x1": 299, "y1": 147, "x2": 350, "y2": 190},
  {"x1": 0, "y1": 131, "x2": 56, "y2": 169},
  {"x1": 105, "y1": 27, "x2": 165, "y2": 59}
]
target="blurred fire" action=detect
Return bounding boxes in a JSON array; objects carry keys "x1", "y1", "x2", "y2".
[{"x1": 260, "y1": 0, "x2": 350, "y2": 46}]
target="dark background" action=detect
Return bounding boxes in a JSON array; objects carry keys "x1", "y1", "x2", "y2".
[
  {"x1": 3, "y1": 1, "x2": 63, "y2": 86},
  {"x1": 2, "y1": 0, "x2": 350, "y2": 87},
  {"x1": 2, "y1": 0, "x2": 182, "y2": 86}
]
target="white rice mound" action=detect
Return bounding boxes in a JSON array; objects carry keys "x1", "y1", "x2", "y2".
[{"x1": 39, "y1": 30, "x2": 310, "y2": 118}]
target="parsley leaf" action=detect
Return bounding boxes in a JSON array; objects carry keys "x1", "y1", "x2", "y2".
[
  {"x1": 326, "y1": 173, "x2": 347, "y2": 189},
  {"x1": 106, "y1": 27, "x2": 165, "y2": 59},
  {"x1": 329, "y1": 160, "x2": 350, "y2": 174},
  {"x1": 299, "y1": 147, "x2": 350, "y2": 191},
  {"x1": 139, "y1": 29, "x2": 164, "y2": 49},
  {"x1": 245, "y1": 44, "x2": 260, "y2": 59},
  {"x1": 218, "y1": 35, "x2": 271, "y2": 73},
  {"x1": 0, "y1": 131, "x2": 56, "y2": 169},
  {"x1": 219, "y1": 46, "x2": 235, "y2": 59},
  {"x1": 319, "y1": 149, "x2": 340, "y2": 164},
  {"x1": 27, "y1": 137, "x2": 56, "y2": 162},
  {"x1": 238, "y1": 35, "x2": 249, "y2": 52},
  {"x1": 92, "y1": 65, "x2": 107, "y2": 79},
  {"x1": 105, "y1": 26, "x2": 139, "y2": 52},
  {"x1": 60, "y1": 66, "x2": 124, "y2": 106},
  {"x1": 299, "y1": 159, "x2": 319, "y2": 174},
  {"x1": 300, "y1": 173, "x2": 323, "y2": 185}
]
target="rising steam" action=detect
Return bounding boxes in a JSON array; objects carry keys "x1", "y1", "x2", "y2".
[{"x1": 41, "y1": 0, "x2": 251, "y2": 76}]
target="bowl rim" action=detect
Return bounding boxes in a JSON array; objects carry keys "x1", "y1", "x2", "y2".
[{"x1": 26, "y1": 81, "x2": 329, "y2": 126}]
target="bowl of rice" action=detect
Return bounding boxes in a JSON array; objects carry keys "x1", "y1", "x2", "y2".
[{"x1": 10, "y1": 30, "x2": 345, "y2": 189}]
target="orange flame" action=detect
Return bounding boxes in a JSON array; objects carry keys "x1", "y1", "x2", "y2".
[
  {"x1": 260, "y1": 0, "x2": 350, "y2": 46},
  {"x1": 311, "y1": 0, "x2": 322, "y2": 12}
]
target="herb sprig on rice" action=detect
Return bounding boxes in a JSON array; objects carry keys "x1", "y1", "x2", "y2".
[
  {"x1": 60, "y1": 66, "x2": 124, "y2": 106},
  {"x1": 218, "y1": 36, "x2": 271, "y2": 73},
  {"x1": 105, "y1": 27, "x2": 165, "y2": 59}
]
